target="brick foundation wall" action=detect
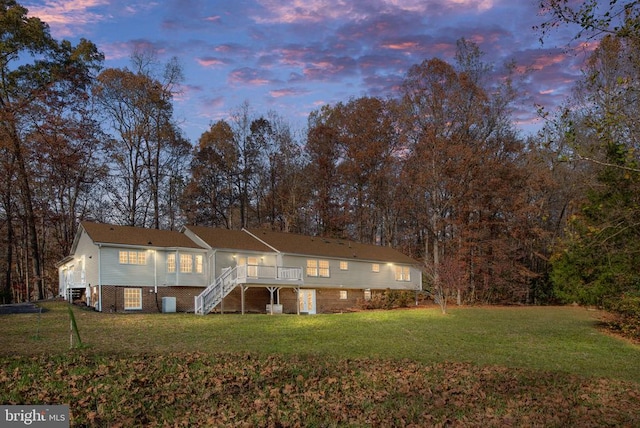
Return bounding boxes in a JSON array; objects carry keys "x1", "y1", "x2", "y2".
[
  {"x1": 100, "y1": 285, "x2": 272, "y2": 314},
  {"x1": 278, "y1": 288, "x2": 363, "y2": 314},
  {"x1": 101, "y1": 285, "x2": 205, "y2": 313},
  {"x1": 210, "y1": 287, "x2": 271, "y2": 313},
  {"x1": 100, "y1": 285, "x2": 372, "y2": 314}
]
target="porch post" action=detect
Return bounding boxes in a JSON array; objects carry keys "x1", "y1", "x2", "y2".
[
  {"x1": 241, "y1": 286, "x2": 245, "y2": 315},
  {"x1": 267, "y1": 286, "x2": 278, "y2": 315},
  {"x1": 296, "y1": 287, "x2": 300, "y2": 315}
]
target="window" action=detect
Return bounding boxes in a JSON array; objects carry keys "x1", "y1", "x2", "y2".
[
  {"x1": 372, "y1": 263, "x2": 380, "y2": 273},
  {"x1": 307, "y1": 259, "x2": 330, "y2": 277},
  {"x1": 395, "y1": 266, "x2": 411, "y2": 281},
  {"x1": 123, "y1": 288, "x2": 142, "y2": 310},
  {"x1": 306, "y1": 260, "x2": 318, "y2": 276},
  {"x1": 195, "y1": 255, "x2": 203, "y2": 274},
  {"x1": 318, "y1": 260, "x2": 330, "y2": 277},
  {"x1": 339, "y1": 261, "x2": 348, "y2": 270},
  {"x1": 339, "y1": 290, "x2": 348, "y2": 300},
  {"x1": 119, "y1": 251, "x2": 147, "y2": 265},
  {"x1": 364, "y1": 289, "x2": 372, "y2": 301},
  {"x1": 180, "y1": 254, "x2": 193, "y2": 273},
  {"x1": 167, "y1": 254, "x2": 176, "y2": 273}
]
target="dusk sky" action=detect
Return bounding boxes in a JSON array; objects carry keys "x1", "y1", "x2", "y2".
[{"x1": 24, "y1": 0, "x2": 592, "y2": 143}]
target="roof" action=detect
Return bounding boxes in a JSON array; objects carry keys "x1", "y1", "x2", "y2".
[
  {"x1": 245, "y1": 228, "x2": 419, "y2": 265},
  {"x1": 183, "y1": 225, "x2": 273, "y2": 252},
  {"x1": 79, "y1": 222, "x2": 204, "y2": 249},
  {"x1": 75, "y1": 222, "x2": 418, "y2": 264}
]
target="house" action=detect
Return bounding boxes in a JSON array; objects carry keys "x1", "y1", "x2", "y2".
[
  {"x1": 57, "y1": 222, "x2": 208, "y2": 312},
  {"x1": 58, "y1": 222, "x2": 423, "y2": 314}
]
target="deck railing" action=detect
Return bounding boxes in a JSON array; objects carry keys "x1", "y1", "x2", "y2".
[{"x1": 194, "y1": 265, "x2": 303, "y2": 314}]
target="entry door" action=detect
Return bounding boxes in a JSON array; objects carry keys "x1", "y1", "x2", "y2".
[
  {"x1": 247, "y1": 256, "x2": 259, "y2": 277},
  {"x1": 298, "y1": 289, "x2": 316, "y2": 314},
  {"x1": 238, "y1": 256, "x2": 259, "y2": 277}
]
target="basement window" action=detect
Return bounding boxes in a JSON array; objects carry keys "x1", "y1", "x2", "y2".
[{"x1": 123, "y1": 288, "x2": 142, "y2": 310}]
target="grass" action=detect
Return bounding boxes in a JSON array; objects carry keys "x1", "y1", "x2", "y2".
[
  {"x1": 3, "y1": 302, "x2": 638, "y2": 382},
  {"x1": 1, "y1": 302, "x2": 639, "y2": 426}
]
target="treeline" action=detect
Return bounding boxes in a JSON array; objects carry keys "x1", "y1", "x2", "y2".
[{"x1": 1, "y1": 0, "x2": 639, "y2": 309}]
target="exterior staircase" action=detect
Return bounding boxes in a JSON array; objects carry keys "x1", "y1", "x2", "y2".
[
  {"x1": 194, "y1": 265, "x2": 303, "y2": 315},
  {"x1": 194, "y1": 267, "x2": 238, "y2": 315}
]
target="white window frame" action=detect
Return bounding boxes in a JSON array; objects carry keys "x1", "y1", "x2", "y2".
[
  {"x1": 306, "y1": 259, "x2": 318, "y2": 277},
  {"x1": 395, "y1": 266, "x2": 411, "y2": 281},
  {"x1": 167, "y1": 253, "x2": 176, "y2": 273},
  {"x1": 339, "y1": 290, "x2": 348, "y2": 300},
  {"x1": 339, "y1": 261, "x2": 348, "y2": 270},
  {"x1": 372, "y1": 263, "x2": 380, "y2": 273},
  {"x1": 118, "y1": 250, "x2": 147, "y2": 265},
  {"x1": 195, "y1": 255, "x2": 203, "y2": 274},
  {"x1": 123, "y1": 288, "x2": 142, "y2": 310},
  {"x1": 180, "y1": 254, "x2": 193, "y2": 273},
  {"x1": 318, "y1": 260, "x2": 330, "y2": 277},
  {"x1": 306, "y1": 259, "x2": 330, "y2": 277}
]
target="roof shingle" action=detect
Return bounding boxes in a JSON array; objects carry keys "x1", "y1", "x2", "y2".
[
  {"x1": 80, "y1": 222, "x2": 204, "y2": 249},
  {"x1": 245, "y1": 229, "x2": 419, "y2": 264},
  {"x1": 183, "y1": 226, "x2": 273, "y2": 252}
]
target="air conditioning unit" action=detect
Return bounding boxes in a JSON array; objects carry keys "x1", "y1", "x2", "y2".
[{"x1": 162, "y1": 296, "x2": 176, "y2": 313}]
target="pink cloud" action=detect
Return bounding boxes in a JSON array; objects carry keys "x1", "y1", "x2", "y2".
[
  {"x1": 196, "y1": 57, "x2": 230, "y2": 67},
  {"x1": 229, "y1": 67, "x2": 273, "y2": 86},
  {"x1": 204, "y1": 15, "x2": 221, "y2": 23},
  {"x1": 252, "y1": 0, "x2": 497, "y2": 25},
  {"x1": 269, "y1": 87, "x2": 310, "y2": 98},
  {"x1": 302, "y1": 56, "x2": 358, "y2": 81},
  {"x1": 26, "y1": 0, "x2": 110, "y2": 37},
  {"x1": 382, "y1": 41, "x2": 420, "y2": 51}
]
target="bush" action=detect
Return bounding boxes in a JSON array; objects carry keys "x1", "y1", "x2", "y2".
[
  {"x1": 602, "y1": 295, "x2": 640, "y2": 342},
  {"x1": 358, "y1": 289, "x2": 414, "y2": 310}
]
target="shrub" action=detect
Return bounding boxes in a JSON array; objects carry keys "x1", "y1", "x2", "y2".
[
  {"x1": 602, "y1": 295, "x2": 640, "y2": 342},
  {"x1": 358, "y1": 289, "x2": 414, "y2": 310}
]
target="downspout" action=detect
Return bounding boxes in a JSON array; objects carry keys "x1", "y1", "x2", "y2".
[
  {"x1": 154, "y1": 249, "x2": 157, "y2": 289},
  {"x1": 154, "y1": 250, "x2": 160, "y2": 313},
  {"x1": 97, "y1": 244, "x2": 102, "y2": 312}
]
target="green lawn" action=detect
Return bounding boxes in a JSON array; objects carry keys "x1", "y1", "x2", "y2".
[
  {"x1": 3, "y1": 302, "x2": 637, "y2": 382},
  {"x1": 1, "y1": 302, "x2": 639, "y2": 426}
]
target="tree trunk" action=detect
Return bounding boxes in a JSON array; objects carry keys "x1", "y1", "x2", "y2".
[
  {"x1": 9, "y1": 127, "x2": 44, "y2": 300},
  {"x1": 2, "y1": 176, "x2": 13, "y2": 303}
]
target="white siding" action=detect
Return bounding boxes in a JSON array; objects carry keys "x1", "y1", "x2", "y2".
[
  {"x1": 282, "y1": 255, "x2": 421, "y2": 290},
  {"x1": 100, "y1": 247, "x2": 156, "y2": 286},
  {"x1": 212, "y1": 250, "x2": 279, "y2": 278},
  {"x1": 98, "y1": 247, "x2": 207, "y2": 287}
]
